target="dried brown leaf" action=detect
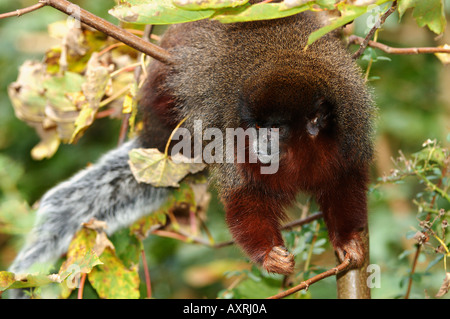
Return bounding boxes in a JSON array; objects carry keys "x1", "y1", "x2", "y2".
[{"x1": 435, "y1": 272, "x2": 450, "y2": 298}]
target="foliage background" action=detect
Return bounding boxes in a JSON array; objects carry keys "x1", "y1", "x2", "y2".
[{"x1": 0, "y1": 0, "x2": 449, "y2": 298}]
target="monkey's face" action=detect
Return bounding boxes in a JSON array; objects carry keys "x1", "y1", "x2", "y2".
[{"x1": 238, "y1": 71, "x2": 334, "y2": 168}]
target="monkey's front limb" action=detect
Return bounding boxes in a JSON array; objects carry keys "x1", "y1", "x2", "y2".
[{"x1": 223, "y1": 189, "x2": 295, "y2": 275}]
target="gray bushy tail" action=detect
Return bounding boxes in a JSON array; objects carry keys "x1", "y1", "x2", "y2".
[{"x1": 8, "y1": 139, "x2": 169, "y2": 296}]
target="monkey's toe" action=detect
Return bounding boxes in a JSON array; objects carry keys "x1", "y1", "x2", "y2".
[
  {"x1": 263, "y1": 246, "x2": 295, "y2": 275},
  {"x1": 335, "y1": 237, "x2": 365, "y2": 268}
]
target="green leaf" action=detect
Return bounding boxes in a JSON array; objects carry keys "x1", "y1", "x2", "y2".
[
  {"x1": 0, "y1": 271, "x2": 15, "y2": 292},
  {"x1": 109, "y1": 0, "x2": 215, "y2": 25},
  {"x1": 173, "y1": 0, "x2": 249, "y2": 11},
  {"x1": 129, "y1": 179, "x2": 208, "y2": 240},
  {"x1": 0, "y1": 271, "x2": 61, "y2": 292},
  {"x1": 42, "y1": 72, "x2": 85, "y2": 112},
  {"x1": 212, "y1": 2, "x2": 311, "y2": 23},
  {"x1": 59, "y1": 227, "x2": 97, "y2": 273},
  {"x1": 414, "y1": 144, "x2": 446, "y2": 167},
  {"x1": 88, "y1": 247, "x2": 140, "y2": 299},
  {"x1": 109, "y1": 228, "x2": 143, "y2": 269},
  {"x1": 398, "y1": 0, "x2": 415, "y2": 18},
  {"x1": 307, "y1": 0, "x2": 392, "y2": 45},
  {"x1": 57, "y1": 226, "x2": 103, "y2": 298},
  {"x1": 315, "y1": 0, "x2": 335, "y2": 10},
  {"x1": 307, "y1": 4, "x2": 367, "y2": 46},
  {"x1": 130, "y1": 210, "x2": 168, "y2": 239},
  {"x1": 398, "y1": 0, "x2": 446, "y2": 34}
]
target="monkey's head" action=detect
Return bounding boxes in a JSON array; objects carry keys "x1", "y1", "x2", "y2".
[{"x1": 238, "y1": 68, "x2": 335, "y2": 169}]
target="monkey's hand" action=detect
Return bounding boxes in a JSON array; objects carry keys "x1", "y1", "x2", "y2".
[
  {"x1": 335, "y1": 235, "x2": 366, "y2": 268},
  {"x1": 263, "y1": 246, "x2": 295, "y2": 275}
]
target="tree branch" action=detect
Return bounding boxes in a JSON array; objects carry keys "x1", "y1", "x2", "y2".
[
  {"x1": 0, "y1": 2, "x2": 45, "y2": 19},
  {"x1": 349, "y1": 35, "x2": 450, "y2": 55},
  {"x1": 281, "y1": 212, "x2": 323, "y2": 230},
  {"x1": 36, "y1": 0, "x2": 174, "y2": 65},
  {"x1": 266, "y1": 258, "x2": 351, "y2": 299},
  {"x1": 352, "y1": 1, "x2": 398, "y2": 60}
]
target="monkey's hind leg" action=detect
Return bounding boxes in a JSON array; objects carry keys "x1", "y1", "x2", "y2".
[
  {"x1": 316, "y1": 167, "x2": 369, "y2": 268},
  {"x1": 223, "y1": 189, "x2": 295, "y2": 275}
]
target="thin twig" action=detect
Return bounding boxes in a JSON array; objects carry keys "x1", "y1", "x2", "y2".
[
  {"x1": 267, "y1": 258, "x2": 351, "y2": 299},
  {"x1": 281, "y1": 212, "x2": 323, "y2": 230},
  {"x1": 0, "y1": 2, "x2": 45, "y2": 19},
  {"x1": 404, "y1": 244, "x2": 421, "y2": 299},
  {"x1": 97, "y1": 42, "x2": 126, "y2": 57},
  {"x1": 99, "y1": 84, "x2": 132, "y2": 108},
  {"x1": 152, "y1": 212, "x2": 323, "y2": 249},
  {"x1": 95, "y1": 108, "x2": 117, "y2": 119},
  {"x1": 405, "y1": 159, "x2": 448, "y2": 299},
  {"x1": 364, "y1": 29, "x2": 379, "y2": 81},
  {"x1": 303, "y1": 222, "x2": 321, "y2": 273},
  {"x1": 352, "y1": 1, "x2": 398, "y2": 59},
  {"x1": 41, "y1": 0, "x2": 174, "y2": 64},
  {"x1": 349, "y1": 35, "x2": 450, "y2": 55},
  {"x1": 141, "y1": 249, "x2": 152, "y2": 298},
  {"x1": 152, "y1": 229, "x2": 188, "y2": 242},
  {"x1": 77, "y1": 273, "x2": 87, "y2": 299},
  {"x1": 152, "y1": 228, "x2": 234, "y2": 248}
]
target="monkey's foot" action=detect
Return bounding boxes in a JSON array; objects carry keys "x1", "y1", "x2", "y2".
[
  {"x1": 335, "y1": 237, "x2": 365, "y2": 268},
  {"x1": 263, "y1": 246, "x2": 295, "y2": 275}
]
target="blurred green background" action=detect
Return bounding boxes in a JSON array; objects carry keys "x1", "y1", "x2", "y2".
[{"x1": 0, "y1": 0, "x2": 449, "y2": 299}]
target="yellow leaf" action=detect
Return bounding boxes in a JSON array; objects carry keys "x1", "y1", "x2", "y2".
[
  {"x1": 435, "y1": 44, "x2": 450, "y2": 64},
  {"x1": 30, "y1": 129, "x2": 61, "y2": 160},
  {"x1": 128, "y1": 148, "x2": 206, "y2": 187},
  {"x1": 88, "y1": 247, "x2": 140, "y2": 299}
]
